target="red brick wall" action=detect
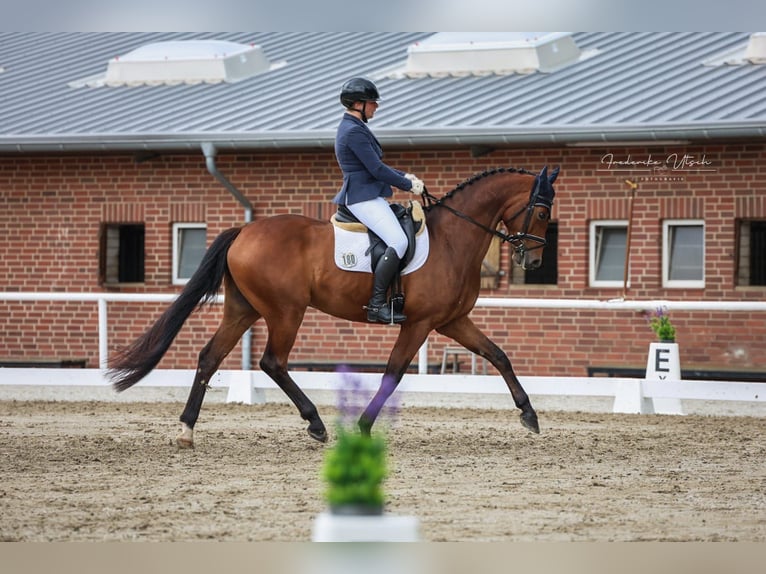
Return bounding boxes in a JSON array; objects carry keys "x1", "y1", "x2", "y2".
[{"x1": 2, "y1": 144, "x2": 765, "y2": 377}]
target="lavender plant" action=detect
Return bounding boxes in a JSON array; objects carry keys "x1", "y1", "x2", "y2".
[
  {"x1": 647, "y1": 306, "x2": 676, "y2": 342},
  {"x1": 320, "y1": 366, "x2": 395, "y2": 515}
]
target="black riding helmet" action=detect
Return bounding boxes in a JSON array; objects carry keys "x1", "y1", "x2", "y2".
[{"x1": 340, "y1": 77, "x2": 380, "y2": 122}]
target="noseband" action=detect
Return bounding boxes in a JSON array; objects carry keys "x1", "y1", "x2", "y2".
[{"x1": 421, "y1": 173, "x2": 552, "y2": 259}]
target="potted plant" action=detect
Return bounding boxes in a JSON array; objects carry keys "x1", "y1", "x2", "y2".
[
  {"x1": 647, "y1": 306, "x2": 676, "y2": 342},
  {"x1": 322, "y1": 424, "x2": 387, "y2": 516},
  {"x1": 312, "y1": 368, "x2": 420, "y2": 541}
]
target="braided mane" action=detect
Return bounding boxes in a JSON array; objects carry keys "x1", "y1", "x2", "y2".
[{"x1": 435, "y1": 166, "x2": 535, "y2": 203}]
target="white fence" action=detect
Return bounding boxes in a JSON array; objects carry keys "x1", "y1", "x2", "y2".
[
  {"x1": 1, "y1": 293, "x2": 765, "y2": 414},
  {"x1": 3, "y1": 291, "x2": 766, "y2": 370},
  {"x1": 0, "y1": 368, "x2": 763, "y2": 415},
  {"x1": 1, "y1": 292, "x2": 182, "y2": 369}
]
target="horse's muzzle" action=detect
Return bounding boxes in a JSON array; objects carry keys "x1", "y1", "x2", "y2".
[{"x1": 515, "y1": 250, "x2": 542, "y2": 271}]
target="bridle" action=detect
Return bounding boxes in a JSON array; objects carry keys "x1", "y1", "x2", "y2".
[{"x1": 420, "y1": 173, "x2": 553, "y2": 259}]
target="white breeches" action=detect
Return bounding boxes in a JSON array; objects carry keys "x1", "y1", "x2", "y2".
[{"x1": 345, "y1": 196, "x2": 408, "y2": 259}]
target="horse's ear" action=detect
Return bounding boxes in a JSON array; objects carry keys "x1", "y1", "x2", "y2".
[
  {"x1": 549, "y1": 166, "x2": 560, "y2": 184},
  {"x1": 539, "y1": 165, "x2": 549, "y2": 180}
]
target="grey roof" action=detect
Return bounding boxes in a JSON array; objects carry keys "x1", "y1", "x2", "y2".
[{"x1": 1, "y1": 32, "x2": 765, "y2": 153}]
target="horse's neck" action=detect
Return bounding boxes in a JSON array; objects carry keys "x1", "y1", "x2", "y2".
[
  {"x1": 436, "y1": 182, "x2": 510, "y2": 236},
  {"x1": 428, "y1": 176, "x2": 530, "y2": 263},
  {"x1": 449, "y1": 190, "x2": 504, "y2": 228},
  {"x1": 428, "y1": 189, "x2": 503, "y2": 258}
]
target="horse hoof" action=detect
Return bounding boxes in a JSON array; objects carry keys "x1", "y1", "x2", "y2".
[
  {"x1": 358, "y1": 416, "x2": 373, "y2": 436},
  {"x1": 176, "y1": 436, "x2": 194, "y2": 449},
  {"x1": 520, "y1": 410, "x2": 540, "y2": 434},
  {"x1": 308, "y1": 425, "x2": 328, "y2": 443},
  {"x1": 176, "y1": 423, "x2": 194, "y2": 448}
]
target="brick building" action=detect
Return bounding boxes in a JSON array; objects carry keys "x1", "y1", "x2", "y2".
[{"x1": 2, "y1": 33, "x2": 765, "y2": 379}]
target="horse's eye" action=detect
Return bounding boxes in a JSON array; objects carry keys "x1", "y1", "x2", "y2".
[{"x1": 537, "y1": 211, "x2": 549, "y2": 221}]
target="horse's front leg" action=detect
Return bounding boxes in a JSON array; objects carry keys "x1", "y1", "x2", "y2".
[
  {"x1": 437, "y1": 315, "x2": 540, "y2": 434},
  {"x1": 358, "y1": 323, "x2": 431, "y2": 435}
]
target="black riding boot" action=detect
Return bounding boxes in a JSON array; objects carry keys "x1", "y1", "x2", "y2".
[{"x1": 366, "y1": 246, "x2": 407, "y2": 324}]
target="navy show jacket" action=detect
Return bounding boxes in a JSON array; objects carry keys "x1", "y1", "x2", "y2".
[{"x1": 332, "y1": 113, "x2": 413, "y2": 205}]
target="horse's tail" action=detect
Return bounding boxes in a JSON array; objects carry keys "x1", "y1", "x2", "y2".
[{"x1": 108, "y1": 226, "x2": 243, "y2": 392}]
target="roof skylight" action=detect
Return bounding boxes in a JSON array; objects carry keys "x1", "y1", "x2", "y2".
[
  {"x1": 382, "y1": 32, "x2": 595, "y2": 78},
  {"x1": 703, "y1": 32, "x2": 766, "y2": 66},
  {"x1": 70, "y1": 40, "x2": 285, "y2": 88}
]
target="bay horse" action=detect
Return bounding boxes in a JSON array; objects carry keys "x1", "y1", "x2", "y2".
[{"x1": 108, "y1": 165, "x2": 558, "y2": 448}]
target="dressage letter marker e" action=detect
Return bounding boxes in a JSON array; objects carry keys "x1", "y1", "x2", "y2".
[
  {"x1": 654, "y1": 347, "x2": 671, "y2": 378},
  {"x1": 645, "y1": 342, "x2": 684, "y2": 415}
]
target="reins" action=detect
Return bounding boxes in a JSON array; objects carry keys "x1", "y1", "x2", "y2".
[{"x1": 420, "y1": 174, "x2": 549, "y2": 254}]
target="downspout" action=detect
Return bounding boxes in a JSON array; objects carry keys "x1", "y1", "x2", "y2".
[{"x1": 201, "y1": 142, "x2": 253, "y2": 370}]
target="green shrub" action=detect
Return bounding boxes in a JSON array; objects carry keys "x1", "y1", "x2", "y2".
[
  {"x1": 322, "y1": 425, "x2": 387, "y2": 512},
  {"x1": 648, "y1": 307, "x2": 676, "y2": 342}
]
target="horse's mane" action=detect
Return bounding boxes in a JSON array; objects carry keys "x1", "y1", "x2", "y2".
[{"x1": 436, "y1": 166, "x2": 536, "y2": 203}]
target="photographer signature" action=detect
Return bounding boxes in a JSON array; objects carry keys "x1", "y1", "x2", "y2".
[{"x1": 600, "y1": 153, "x2": 714, "y2": 171}]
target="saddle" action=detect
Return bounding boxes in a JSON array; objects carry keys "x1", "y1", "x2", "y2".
[{"x1": 331, "y1": 201, "x2": 425, "y2": 271}]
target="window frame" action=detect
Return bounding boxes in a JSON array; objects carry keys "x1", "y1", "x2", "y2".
[
  {"x1": 172, "y1": 222, "x2": 207, "y2": 286},
  {"x1": 99, "y1": 222, "x2": 145, "y2": 286},
  {"x1": 589, "y1": 219, "x2": 629, "y2": 288},
  {"x1": 662, "y1": 219, "x2": 705, "y2": 288},
  {"x1": 736, "y1": 219, "x2": 766, "y2": 287}
]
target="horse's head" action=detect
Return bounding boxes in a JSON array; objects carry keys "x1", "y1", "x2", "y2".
[{"x1": 503, "y1": 165, "x2": 558, "y2": 270}]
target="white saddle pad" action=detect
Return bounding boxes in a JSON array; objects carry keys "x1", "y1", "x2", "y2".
[{"x1": 333, "y1": 226, "x2": 430, "y2": 274}]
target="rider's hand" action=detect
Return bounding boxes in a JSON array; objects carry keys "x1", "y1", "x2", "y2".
[{"x1": 404, "y1": 173, "x2": 424, "y2": 195}]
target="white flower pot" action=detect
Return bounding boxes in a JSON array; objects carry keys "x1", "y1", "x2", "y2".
[{"x1": 311, "y1": 511, "x2": 420, "y2": 542}]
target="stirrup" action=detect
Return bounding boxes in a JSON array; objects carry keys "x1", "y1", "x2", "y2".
[{"x1": 364, "y1": 301, "x2": 406, "y2": 324}]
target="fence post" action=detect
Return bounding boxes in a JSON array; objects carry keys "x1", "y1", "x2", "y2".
[
  {"x1": 612, "y1": 378, "x2": 648, "y2": 414},
  {"x1": 98, "y1": 297, "x2": 108, "y2": 369},
  {"x1": 224, "y1": 371, "x2": 265, "y2": 404}
]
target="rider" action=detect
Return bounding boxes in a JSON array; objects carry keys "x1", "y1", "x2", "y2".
[{"x1": 333, "y1": 77, "x2": 425, "y2": 324}]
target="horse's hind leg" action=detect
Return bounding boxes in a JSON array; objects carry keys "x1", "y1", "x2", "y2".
[
  {"x1": 177, "y1": 290, "x2": 259, "y2": 448},
  {"x1": 436, "y1": 315, "x2": 540, "y2": 434},
  {"x1": 259, "y1": 310, "x2": 327, "y2": 443}
]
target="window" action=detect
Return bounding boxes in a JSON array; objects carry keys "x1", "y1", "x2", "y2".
[
  {"x1": 663, "y1": 219, "x2": 704, "y2": 288},
  {"x1": 508, "y1": 222, "x2": 558, "y2": 285},
  {"x1": 101, "y1": 223, "x2": 145, "y2": 284},
  {"x1": 524, "y1": 222, "x2": 558, "y2": 285},
  {"x1": 481, "y1": 235, "x2": 502, "y2": 289},
  {"x1": 173, "y1": 223, "x2": 207, "y2": 285},
  {"x1": 589, "y1": 220, "x2": 628, "y2": 287},
  {"x1": 736, "y1": 220, "x2": 766, "y2": 286}
]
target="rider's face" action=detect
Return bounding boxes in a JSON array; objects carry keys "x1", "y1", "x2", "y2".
[{"x1": 357, "y1": 100, "x2": 378, "y2": 119}]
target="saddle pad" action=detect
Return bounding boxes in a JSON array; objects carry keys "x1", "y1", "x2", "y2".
[
  {"x1": 331, "y1": 200, "x2": 427, "y2": 236},
  {"x1": 333, "y1": 225, "x2": 430, "y2": 274}
]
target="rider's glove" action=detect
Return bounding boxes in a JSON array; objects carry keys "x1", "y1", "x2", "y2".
[{"x1": 404, "y1": 173, "x2": 424, "y2": 195}]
